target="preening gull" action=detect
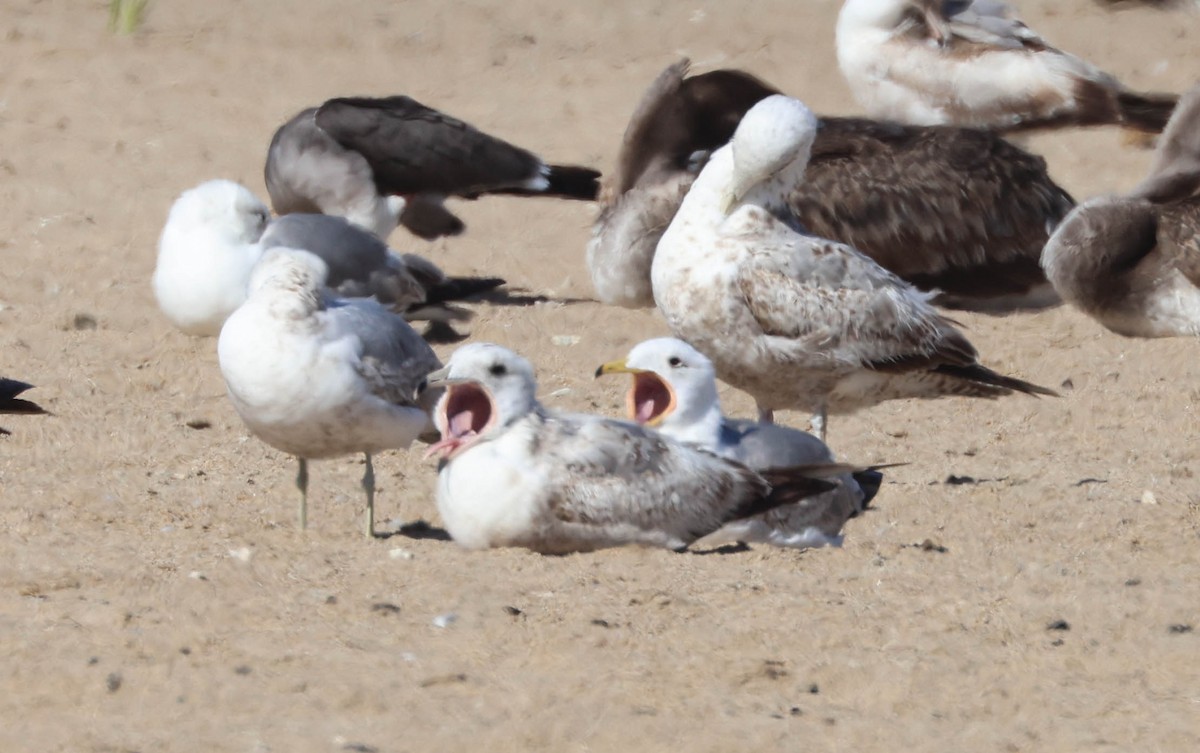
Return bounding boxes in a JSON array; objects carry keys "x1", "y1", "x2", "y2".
[
  {"x1": 153, "y1": 180, "x2": 501, "y2": 338},
  {"x1": 1042, "y1": 83, "x2": 1200, "y2": 337},
  {"x1": 836, "y1": 0, "x2": 1178, "y2": 132},
  {"x1": 265, "y1": 96, "x2": 602, "y2": 240},
  {"x1": 217, "y1": 248, "x2": 441, "y2": 537},
  {"x1": 1, "y1": 378, "x2": 48, "y2": 436},
  {"x1": 590, "y1": 60, "x2": 1070, "y2": 312},
  {"x1": 651, "y1": 94, "x2": 1055, "y2": 439},
  {"x1": 422, "y1": 343, "x2": 850, "y2": 554},
  {"x1": 597, "y1": 337, "x2": 883, "y2": 549}
]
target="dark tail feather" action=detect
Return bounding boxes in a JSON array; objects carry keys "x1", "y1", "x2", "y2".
[
  {"x1": 1117, "y1": 90, "x2": 1179, "y2": 133},
  {"x1": 0, "y1": 379, "x2": 47, "y2": 416},
  {"x1": 936, "y1": 364, "x2": 1059, "y2": 398},
  {"x1": 419, "y1": 276, "x2": 506, "y2": 308},
  {"x1": 487, "y1": 165, "x2": 602, "y2": 201},
  {"x1": 852, "y1": 470, "x2": 884, "y2": 514},
  {"x1": 726, "y1": 462, "x2": 861, "y2": 523}
]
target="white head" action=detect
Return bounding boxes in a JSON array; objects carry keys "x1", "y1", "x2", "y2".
[
  {"x1": 247, "y1": 247, "x2": 329, "y2": 298},
  {"x1": 164, "y1": 179, "x2": 270, "y2": 244},
  {"x1": 837, "y1": 0, "x2": 915, "y2": 34},
  {"x1": 423, "y1": 343, "x2": 539, "y2": 461},
  {"x1": 725, "y1": 95, "x2": 819, "y2": 210},
  {"x1": 596, "y1": 337, "x2": 723, "y2": 447}
]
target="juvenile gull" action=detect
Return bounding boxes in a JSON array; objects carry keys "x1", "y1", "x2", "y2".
[
  {"x1": 1042, "y1": 83, "x2": 1200, "y2": 337},
  {"x1": 153, "y1": 180, "x2": 501, "y2": 337},
  {"x1": 597, "y1": 337, "x2": 883, "y2": 549},
  {"x1": 422, "y1": 343, "x2": 849, "y2": 554},
  {"x1": 265, "y1": 96, "x2": 602, "y2": 240},
  {"x1": 836, "y1": 0, "x2": 1178, "y2": 132},
  {"x1": 590, "y1": 61, "x2": 1070, "y2": 312},
  {"x1": 652, "y1": 94, "x2": 1055, "y2": 439},
  {"x1": 217, "y1": 248, "x2": 441, "y2": 537},
  {"x1": 1, "y1": 378, "x2": 48, "y2": 436}
]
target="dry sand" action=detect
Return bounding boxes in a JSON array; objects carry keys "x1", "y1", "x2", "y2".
[{"x1": 1, "y1": 1, "x2": 1198, "y2": 750}]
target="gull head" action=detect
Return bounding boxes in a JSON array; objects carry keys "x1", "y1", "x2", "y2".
[
  {"x1": 726, "y1": 95, "x2": 819, "y2": 210},
  {"x1": 596, "y1": 337, "x2": 720, "y2": 433},
  {"x1": 166, "y1": 179, "x2": 270, "y2": 245},
  {"x1": 422, "y1": 343, "x2": 538, "y2": 461},
  {"x1": 247, "y1": 247, "x2": 330, "y2": 297}
]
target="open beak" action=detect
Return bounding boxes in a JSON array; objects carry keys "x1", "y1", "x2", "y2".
[
  {"x1": 594, "y1": 360, "x2": 676, "y2": 427},
  {"x1": 420, "y1": 368, "x2": 497, "y2": 461},
  {"x1": 594, "y1": 359, "x2": 644, "y2": 379}
]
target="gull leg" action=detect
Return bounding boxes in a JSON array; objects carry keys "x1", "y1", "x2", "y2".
[
  {"x1": 810, "y1": 406, "x2": 829, "y2": 443},
  {"x1": 756, "y1": 404, "x2": 775, "y2": 424},
  {"x1": 295, "y1": 457, "x2": 309, "y2": 531},
  {"x1": 362, "y1": 452, "x2": 376, "y2": 539}
]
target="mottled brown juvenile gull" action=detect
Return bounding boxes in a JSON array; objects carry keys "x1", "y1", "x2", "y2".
[
  {"x1": 652, "y1": 94, "x2": 1055, "y2": 439},
  {"x1": 597, "y1": 337, "x2": 883, "y2": 549},
  {"x1": 1, "y1": 378, "x2": 48, "y2": 436},
  {"x1": 265, "y1": 96, "x2": 602, "y2": 240},
  {"x1": 218, "y1": 249, "x2": 441, "y2": 538},
  {"x1": 836, "y1": 0, "x2": 1178, "y2": 132},
  {"x1": 590, "y1": 61, "x2": 1071, "y2": 312},
  {"x1": 422, "y1": 343, "x2": 849, "y2": 554},
  {"x1": 1042, "y1": 83, "x2": 1200, "y2": 337}
]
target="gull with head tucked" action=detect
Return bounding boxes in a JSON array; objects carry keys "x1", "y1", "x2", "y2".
[
  {"x1": 597, "y1": 337, "x2": 884, "y2": 549},
  {"x1": 651, "y1": 94, "x2": 1055, "y2": 440},
  {"x1": 217, "y1": 248, "x2": 441, "y2": 537},
  {"x1": 422, "y1": 343, "x2": 850, "y2": 554}
]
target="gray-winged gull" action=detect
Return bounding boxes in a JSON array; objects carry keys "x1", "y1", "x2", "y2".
[
  {"x1": 421, "y1": 342, "x2": 851, "y2": 554},
  {"x1": 1042, "y1": 82, "x2": 1200, "y2": 337},
  {"x1": 597, "y1": 337, "x2": 884, "y2": 549},
  {"x1": 651, "y1": 94, "x2": 1055, "y2": 440},
  {"x1": 1, "y1": 378, "x2": 48, "y2": 436},
  {"x1": 265, "y1": 95, "x2": 602, "y2": 240},
  {"x1": 836, "y1": 0, "x2": 1178, "y2": 132},
  {"x1": 217, "y1": 248, "x2": 441, "y2": 537}
]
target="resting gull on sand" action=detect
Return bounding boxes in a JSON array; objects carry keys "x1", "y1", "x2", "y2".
[
  {"x1": 590, "y1": 60, "x2": 1071, "y2": 312},
  {"x1": 153, "y1": 180, "x2": 501, "y2": 338},
  {"x1": 597, "y1": 337, "x2": 883, "y2": 549},
  {"x1": 836, "y1": 0, "x2": 1178, "y2": 132},
  {"x1": 265, "y1": 95, "x2": 602, "y2": 240},
  {"x1": 421, "y1": 342, "x2": 851, "y2": 554},
  {"x1": 1042, "y1": 83, "x2": 1200, "y2": 337},
  {"x1": 218, "y1": 248, "x2": 441, "y2": 538},
  {"x1": 651, "y1": 94, "x2": 1055, "y2": 440},
  {"x1": 1, "y1": 378, "x2": 48, "y2": 436}
]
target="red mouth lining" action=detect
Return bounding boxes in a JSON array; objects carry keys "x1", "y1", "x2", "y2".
[{"x1": 630, "y1": 372, "x2": 673, "y2": 424}]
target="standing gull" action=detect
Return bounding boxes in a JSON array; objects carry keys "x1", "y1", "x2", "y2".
[
  {"x1": 422, "y1": 343, "x2": 850, "y2": 554},
  {"x1": 153, "y1": 180, "x2": 501, "y2": 338},
  {"x1": 652, "y1": 94, "x2": 1055, "y2": 439},
  {"x1": 597, "y1": 337, "x2": 883, "y2": 549},
  {"x1": 1042, "y1": 83, "x2": 1200, "y2": 337},
  {"x1": 265, "y1": 96, "x2": 602, "y2": 240},
  {"x1": 590, "y1": 61, "x2": 1071, "y2": 312},
  {"x1": 1, "y1": 378, "x2": 48, "y2": 436},
  {"x1": 218, "y1": 248, "x2": 441, "y2": 537},
  {"x1": 836, "y1": 0, "x2": 1178, "y2": 132}
]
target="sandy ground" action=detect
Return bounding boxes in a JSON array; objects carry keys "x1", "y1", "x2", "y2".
[{"x1": 1, "y1": 0, "x2": 1199, "y2": 750}]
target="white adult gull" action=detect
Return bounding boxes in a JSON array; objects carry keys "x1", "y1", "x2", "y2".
[
  {"x1": 152, "y1": 179, "x2": 502, "y2": 338},
  {"x1": 836, "y1": 0, "x2": 1178, "y2": 132},
  {"x1": 597, "y1": 337, "x2": 884, "y2": 549},
  {"x1": 651, "y1": 94, "x2": 1055, "y2": 439},
  {"x1": 265, "y1": 95, "x2": 602, "y2": 241},
  {"x1": 217, "y1": 248, "x2": 441, "y2": 538},
  {"x1": 1042, "y1": 82, "x2": 1200, "y2": 337},
  {"x1": 421, "y1": 343, "x2": 850, "y2": 554}
]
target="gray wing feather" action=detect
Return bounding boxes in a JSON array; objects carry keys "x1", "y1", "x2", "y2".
[{"x1": 322, "y1": 299, "x2": 441, "y2": 407}]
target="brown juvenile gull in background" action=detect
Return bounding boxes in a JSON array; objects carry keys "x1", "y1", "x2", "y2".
[
  {"x1": 836, "y1": 0, "x2": 1178, "y2": 132},
  {"x1": 589, "y1": 60, "x2": 1072, "y2": 312},
  {"x1": 218, "y1": 248, "x2": 441, "y2": 538},
  {"x1": 1042, "y1": 83, "x2": 1200, "y2": 337},
  {"x1": 422, "y1": 343, "x2": 851, "y2": 554},
  {"x1": 1, "y1": 378, "x2": 48, "y2": 436},
  {"x1": 652, "y1": 94, "x2": 1055, "y2": 440},
  {"x1": 265, "y1": 95, "x2": 602, "y2": 241}
]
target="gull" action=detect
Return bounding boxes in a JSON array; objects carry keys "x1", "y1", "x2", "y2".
[
  {"x1": 1042, "y1": 82, "x2": 1200, "y2": 337},
  {"x1": 265, "y1": 95, "x2": 602, "y2": 240},
  {"x1": 421, "y1": 343, "x2": 850, "y2": 554},
  {"x1": 217, "y1": 248, "x2": 441, "y2": 537},
  {"x1": 836, "y1": 0, "x2": 1178, "y2": 132},
  {"x1": 651, "y1": 94, "x2": 1055, "y2": 440},
  {"x1": 590, "y1": 60, "x2": 1071, "y2": 312},
  {"x1": 1, "y1": 378, "x2": 48, "y2": 436},
  {"x1": 153, "y1": 179, "x2": 502, "y2": 337},
  {"x1": 597, "y1": 337, "x2": 884, "y2": 549}
]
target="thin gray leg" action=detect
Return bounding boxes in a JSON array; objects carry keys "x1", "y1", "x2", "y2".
[
  {"x1": 295, "y1": 457, "x2": 309, "y2": 531},
  {"x1": 756, "y1": 404, "x2": 774, "y2": 424},
  {"x1": 810, "y1": 406, "x2": 828, "y2": 443},
  {"x1": 362, "y1": 452, "x2": 376, "y2": 539}
]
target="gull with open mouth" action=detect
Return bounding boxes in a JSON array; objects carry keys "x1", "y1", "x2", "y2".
[
  {"x1": 597, "y1": 337, "x2": 883, "y2": 549},
  {"x1": 422, "y1": 342, "x2": 852, "y2": 554}
]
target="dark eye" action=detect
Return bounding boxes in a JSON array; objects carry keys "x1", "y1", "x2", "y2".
[
  {"x1": 489, "y1": 363, "x2": 507, "y2": 377},
  {"x1": 668, "y1": 357, "x2": 682, "y2": 367}
]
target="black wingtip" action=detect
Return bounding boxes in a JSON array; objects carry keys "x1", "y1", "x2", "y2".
[
  {"x1": 419, "y1": 277, "x2": 507, "y2": 308},
  {"x1": 1117, "y1": 90, "x2": 1180, "y2": 134},
  {"x1": 0, "y1": 378, "x2": 47, "y2": 416},
  {"x1": 544, "y1": 165, "x2": 602, "y2": 201}
]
